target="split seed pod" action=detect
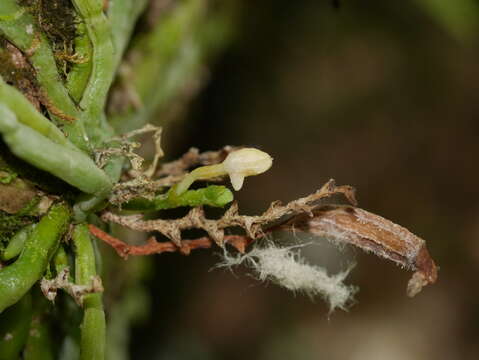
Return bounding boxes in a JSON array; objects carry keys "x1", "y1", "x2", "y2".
[{"x1": 284, "y1": 205, "x2": 438, "y2": 297}]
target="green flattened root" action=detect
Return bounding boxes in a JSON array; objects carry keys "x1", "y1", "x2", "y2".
[{"x1": 0, "y1": 203, "x2": 71, "y2": 313}]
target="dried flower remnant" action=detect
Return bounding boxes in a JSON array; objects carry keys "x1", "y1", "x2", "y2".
[
  {"x1": 96, "y1": 124, "x2": 163, "y2": 174},
  {"x1": 284, "y1": 205, "x2": 438, "y2": 296},
  {"x1": 97, "y1": 124, "x2": 164, "y2": 204},
  {"x1": 40, "y1": 268, "x2": 103, "y2": 306}
]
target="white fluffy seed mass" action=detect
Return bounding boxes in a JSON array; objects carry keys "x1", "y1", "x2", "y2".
[{"x1": 219, "y1": 243, "x2": 356, "y2": 311}]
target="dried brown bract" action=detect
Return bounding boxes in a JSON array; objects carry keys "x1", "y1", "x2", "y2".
[
  {"x1": 40, "y1": 268, "x2": 103, "y2": 306},
  {"x1": 283, "y1": 205, "x2": 438, "y2": 296},
  {"x1": 97, "y1": 124, "x2": 164, "y2": 204}
]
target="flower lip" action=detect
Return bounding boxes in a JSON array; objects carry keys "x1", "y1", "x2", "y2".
[{"x1": 222, "y1": 148, "x2": 273, "y2": 190}]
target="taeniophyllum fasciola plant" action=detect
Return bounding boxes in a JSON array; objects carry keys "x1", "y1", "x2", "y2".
[{"x1": 0, "y1": 1, "x2": 438, "y2": 359}]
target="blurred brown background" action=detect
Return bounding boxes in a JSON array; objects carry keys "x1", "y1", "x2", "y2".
[{"x1": 131, "y1": 0, "x2": 479, "y2": 358}]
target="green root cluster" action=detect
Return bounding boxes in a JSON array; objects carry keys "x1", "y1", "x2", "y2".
[{"x1": 0, "y1": 0, "x2": 237, "y2": 358}]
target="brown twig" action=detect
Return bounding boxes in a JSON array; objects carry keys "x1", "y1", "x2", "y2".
[{"x1": 88, "y1": 224, "x2": 251, "y2": 258}]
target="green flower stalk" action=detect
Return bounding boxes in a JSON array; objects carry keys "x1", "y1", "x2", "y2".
[{"x1": 123, "y1": 185, "x2": 234, "y2": 212}]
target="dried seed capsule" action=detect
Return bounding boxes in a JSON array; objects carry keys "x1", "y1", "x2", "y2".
[{"x1": 286, "y1": 205, "x2": 438, "y2": 296}]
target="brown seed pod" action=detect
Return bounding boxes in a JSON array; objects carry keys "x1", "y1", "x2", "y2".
[{"x1": 282, "y1": 205, "x2": 438, "y2": 297}]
